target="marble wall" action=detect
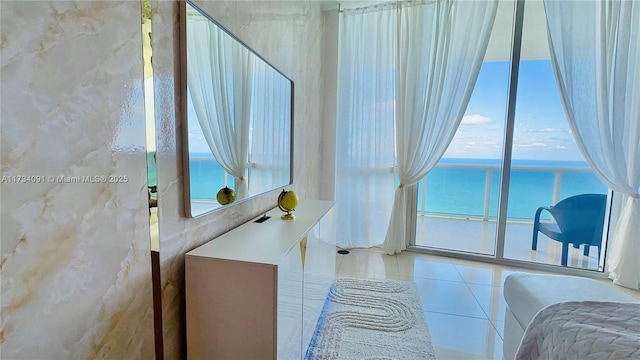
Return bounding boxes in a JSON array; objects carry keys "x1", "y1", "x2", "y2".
[
  {"x1": 151, "y1": 0, "x2": 331, "y2": 357},
  {"x1": 0, "y1": 1, "x2": 154, "y2": 359}
]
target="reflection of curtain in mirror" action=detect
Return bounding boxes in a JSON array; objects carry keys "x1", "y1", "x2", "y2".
[
  {"x1": 248, "y1": 60, "x2": 291, "y2": 195},
  {"x1": 187, "y1": 16, "x2": 252, "y2": 199}
]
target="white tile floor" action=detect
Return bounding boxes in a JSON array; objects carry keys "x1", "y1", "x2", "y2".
[{"x1": 334, "y1": 247, "x2": 640, "y2": 360}]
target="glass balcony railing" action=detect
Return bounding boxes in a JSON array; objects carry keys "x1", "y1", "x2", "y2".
[{"x1": 417, "y1": 160, "x2": 607, "y2": 222}]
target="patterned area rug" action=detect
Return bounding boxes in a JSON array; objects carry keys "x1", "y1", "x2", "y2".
[{"x1": 305, "y1": 277, "x2": 437, "y2": 360}]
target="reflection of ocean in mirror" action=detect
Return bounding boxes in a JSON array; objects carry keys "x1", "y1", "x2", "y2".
[
  {"x1": 147, "y1": 152, "x2": 157, "y2": 187},
  {"x1": 148, "y1": 151, "x2": 227, "y2": 200},
  {"x1": 189, "y1": 154, "x2": 225, "y2": 200},
  {"x1": 188, "y1": 153, "x2": 290, "y2": 201}
]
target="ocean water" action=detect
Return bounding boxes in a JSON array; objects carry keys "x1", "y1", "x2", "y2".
[
  {"x1": 188, "y1": 155, "x2": 226, "y2": 199},
  {"x1": 186, "y1": 154, "x2": 290, "y2": 199},
  {"x1": 146, "y1": 152, "x2": 225, "y2": 198},
  {"x1": 177, "y1": 154, "x2": 607, "y2": 220},
  {"x1": 147, "y1": 152, "x2": 157, "y2": 187},
  {"x1": 419, "y1": 158, "x2": 607, "y2": 219}
]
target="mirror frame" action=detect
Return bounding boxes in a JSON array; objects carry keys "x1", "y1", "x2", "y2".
[{"x1": 179, "y1": 0, "x2": 294, "y2": 218}]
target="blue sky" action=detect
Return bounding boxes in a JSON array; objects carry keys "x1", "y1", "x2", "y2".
[
  {"x1": 446, "y1": 59, "x2": 585, "y2": 162},
  {"x1": 189, "y1": 59, "x2": 586, "y2": 162}
]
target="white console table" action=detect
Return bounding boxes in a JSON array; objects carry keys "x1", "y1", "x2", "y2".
[{"x1": 185, "y1": 200, "x2": 336, "y2": 359}]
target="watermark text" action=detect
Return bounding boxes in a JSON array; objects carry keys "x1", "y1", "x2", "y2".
[{"x1": 2, "y1": 175, "x2": 130, "y2": 184}]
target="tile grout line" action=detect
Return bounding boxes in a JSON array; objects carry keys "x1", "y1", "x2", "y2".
[{"x1": 423, "y1": 310, "x2": 494, "y2": 321}]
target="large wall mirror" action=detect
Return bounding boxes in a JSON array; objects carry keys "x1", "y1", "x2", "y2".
[{"x1": 181, "y1": 0, "x2": 293, "y2": 217}]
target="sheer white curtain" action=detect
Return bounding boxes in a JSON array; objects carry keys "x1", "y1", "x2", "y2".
[
  {"x1": 383, "y1": 0, "x2": 498, "y2": 254},
  {"x1": 248, "y1": 60, "x2": 291, "y2": 195},
  {"x1": 544, "y1": 0, "x2": 640, "y2": 289},
  {"x1": 187, "y1": 16, "x2": 253, "y2": 198},
  {"x1": 335, "y1": 4, "x2": 397, "y2": 248}
]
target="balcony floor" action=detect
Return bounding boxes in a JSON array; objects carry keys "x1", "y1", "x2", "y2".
[{"x1": 415, "y1": 215, "x2": 601, "y2": 270}]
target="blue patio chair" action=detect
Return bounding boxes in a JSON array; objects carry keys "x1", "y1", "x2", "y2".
[{"x1": 532, "y1": 194, "x2": 607, "y2": 266}]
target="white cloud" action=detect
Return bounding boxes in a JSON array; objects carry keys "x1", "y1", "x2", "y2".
[
  {"x1": 540, "y1": 128, "x2": 564, "y2": 133},
  {"x1": 522, "y1": 127, "x2": 567, "y2": 133},
  {"x1": 516, "y1": 139, "x2": 548, "y2": 149},
  {"x1": 515, "y1": 139, "x2": 568, "y2": 150},
  {"x1": 461, "y1": 114, "x2": 491, "y2": 125},
  {"x1": 548, "y1": 144, "x2": 568, "y2": 150}
]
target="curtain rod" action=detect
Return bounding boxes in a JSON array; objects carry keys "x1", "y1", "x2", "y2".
[
  {"x1": 338, "y1": 1, "x2": 398, "y2": 13},
  {"x1": 338, "y1": 0, "x2": 438, "y2": 13}
]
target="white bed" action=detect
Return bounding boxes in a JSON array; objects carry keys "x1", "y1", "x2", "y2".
[
  {"x1": 515, "y1": 301, "x2": 640, "y2": 360},
  {"x1": 503, "y1": 273, "x2": 640, "y2": 360}
]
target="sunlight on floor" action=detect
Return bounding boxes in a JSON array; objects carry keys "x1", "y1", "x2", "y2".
[
  {"x1": 334, "y1": 248, "x2": 640, "y2": 360},
  {"x1": 336, "y1": 248, "x2": 518, "y2": 360}
]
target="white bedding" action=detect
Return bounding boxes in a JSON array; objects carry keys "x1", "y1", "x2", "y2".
[{"x1": 516, "y1": 301, "x2": 640, "y2": 360}]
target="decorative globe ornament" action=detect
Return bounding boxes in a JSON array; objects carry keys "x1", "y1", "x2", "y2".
[
  {"x1": 216, "y1": 186, "x2": 236, "y2": 205},
  {"x1": 277, "y1": 189, "x2": 298, "y2": 220}
]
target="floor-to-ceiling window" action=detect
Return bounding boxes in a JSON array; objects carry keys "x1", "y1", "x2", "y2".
[
  {"x1": 413, "y1": 0, "x2": 609, "y2": 271},
  {"x1": 415, "y1": 0, "x2": 514, "y2": 256},
  {"x1": 415, "y1": 1, "x2": 514, "y2": 256},
  {"x1": 501, "y1": 0, "x2": 607, "y2": 270}
]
